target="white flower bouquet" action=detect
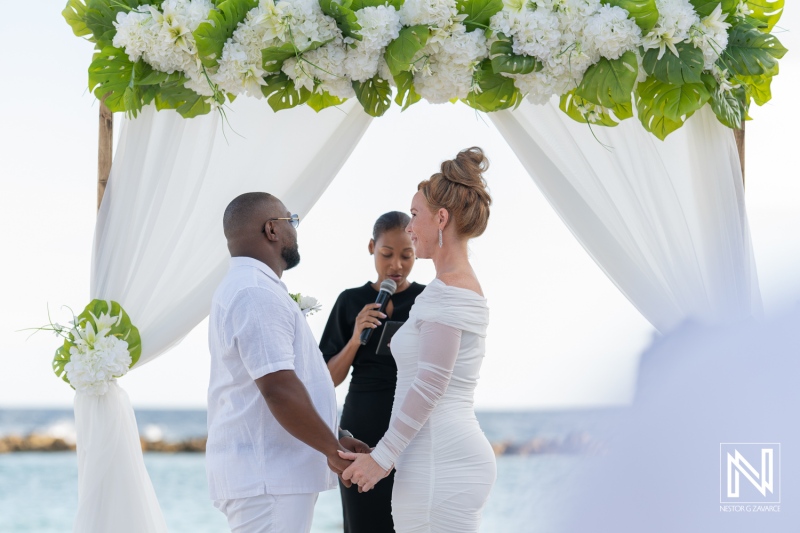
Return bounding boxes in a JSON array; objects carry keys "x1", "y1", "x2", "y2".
[
  {"x1": 44, "y1": 300, "x2": 142, "y2": 395},
  {"x1": 62, "y1": 0, "x2": 786, "y2": 139}
]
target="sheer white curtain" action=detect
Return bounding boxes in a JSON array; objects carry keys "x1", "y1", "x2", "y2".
[
  {"x1": 491, "y1": 102, "x2": 761, "y2": 333},
  {"x1": 74, "y1": 99, "x2": 372, "y2": 532}
]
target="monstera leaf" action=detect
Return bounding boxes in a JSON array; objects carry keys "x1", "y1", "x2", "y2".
[
  {"x1": 457, "y1": 0, "x2": 504, "y2": 32},
  {"x1": 353, "y1": 76, "x2": 393, "y2": 117},
  {"x1": 724, "y1": 23, "x2": 787, "y2": 77},
  {"x1": 194, "y1": 0, "x2": 259, "y2": 68},
  {"x1": 576, "y1": 51, "x2": 638, "y2": 108},
  {"x1": 88, "y1": 46, "x2": 152, "y2": 116},
  {"x1": 385, "y1": 25, "x2": 431, "y2": 77},
  {"x1": 155, "y1": 78, "x2": 215, "y2": 118},
  {"x1": 307, "y1": 91, "x2": 347, "y2": 112},
  {"x1": 607, "y1": 0, "x2": 658, "y2": 32},
  {"x1": 393, "y1": 71, "x2": 422, "y2": 110},
  {"x1": 636, "y1": 76, "x2": 710, "y2": 139},
  {"x1": 81, "y1": 0, "x2": 162, "y2": 46},
  {"x1": 462, "y1": 59, "x2": 522, "y2": 112},
  {"x1": 319, "y1": 0, "x2": 362, "y2": 40},
  {"x1": 490, "y1": 35, "x2": 542, "y2": 75},
  {"x1": 741, "y1": 72, "x2": 774, "y2": 106},
  {"x1": 560, "y1": 90, "x2": 631, "y2": 127},
  {"x1": 261, "y1": 73, "x2": 311, "y2": 111},
  {"x1": 262, "y1": 40, "x2": 332, "y2": 72},
  {"x1": 62, "y1": 0, "x2": 92, "y2": 39},
  {"x1": 689, "y1": 0, "x2": 738, "y2": 16},
  {"x1": 745, "y1": 0, "x2": 784, "y2": 32},
  {"x1": 351, "y1": 0, "x2": 404, "y2": 9},
  {"x1": 642, "y1": 42, "x2": 704, "y2": 85}
]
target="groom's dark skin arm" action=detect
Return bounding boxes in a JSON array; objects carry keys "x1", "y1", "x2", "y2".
[{"x1": 255, "y1": 370, "x2": 359, "y2": 485}]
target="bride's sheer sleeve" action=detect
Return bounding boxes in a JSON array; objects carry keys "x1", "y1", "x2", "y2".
[{"x1": 370, "y1": 320, "x2": 462, "y2": 471}]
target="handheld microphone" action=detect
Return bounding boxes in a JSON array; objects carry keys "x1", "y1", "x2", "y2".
[{"x1": 360, "y1": 279, "x2": 397, "y2": 345}]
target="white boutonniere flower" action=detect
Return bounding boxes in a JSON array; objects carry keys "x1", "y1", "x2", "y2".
[{"x1": 290, "y1": 293, "x2": 322, "y2": 316}]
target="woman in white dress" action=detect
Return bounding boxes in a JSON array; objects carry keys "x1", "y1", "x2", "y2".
[{"x1": 340, "y1": 147, "x2": 496, "y2": 532}]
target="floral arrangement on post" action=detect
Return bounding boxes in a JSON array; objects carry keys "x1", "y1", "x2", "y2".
[
  {"x1": 42, "y1": 300, "x2": 142, "y2": 395},
  {"x1": 63, "y1": 0, "x2": 785, "y2": 139},
  {"x1": 290, "y1": 292, "x2": 322, "y2": 316}
]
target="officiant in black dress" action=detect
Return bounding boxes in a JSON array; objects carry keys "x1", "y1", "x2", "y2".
[{"x1": 320, "y1": 211, "x2": 425, "y2": 533}]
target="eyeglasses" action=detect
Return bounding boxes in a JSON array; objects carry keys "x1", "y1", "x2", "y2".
[{"x1": 266, "y1": 214, "x2": 300, "y2": 229}]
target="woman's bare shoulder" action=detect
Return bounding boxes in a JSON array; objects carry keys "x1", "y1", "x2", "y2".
[{"x1": 437, "y1": 271, "x2": 484, "y2": 297}]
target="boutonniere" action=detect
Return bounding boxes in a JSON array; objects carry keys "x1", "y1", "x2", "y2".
[{"x1": 290, "y1": 293, "x2": 322, "y2": 316}]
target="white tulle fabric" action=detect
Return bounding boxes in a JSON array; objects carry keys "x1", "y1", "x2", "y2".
[
  {"x1": 491, "y1": 102, "x2": 761, "y2": 333},
  {"x1": 373, "y1": 280, "x2": 496, "y2": 532},
  {"x1": 74, "y1": 99, "x2": 372, "y2": 532}
]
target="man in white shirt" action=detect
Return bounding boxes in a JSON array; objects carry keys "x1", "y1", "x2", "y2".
[{"x1": 207, "y1": 192, "x2": 368, "y2": 533}]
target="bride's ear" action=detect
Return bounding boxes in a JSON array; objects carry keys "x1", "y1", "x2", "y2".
[{"x1": 438, "y1": 208, "x2": 450, "y2": 230}]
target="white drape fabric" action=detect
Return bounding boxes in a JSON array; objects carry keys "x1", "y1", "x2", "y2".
[
  {"x1": 74, "y1": 99, "x2": 372, "y2": 532},
  {"x1": 491, "y1": 102, "x2": 761, "y2": 333}
]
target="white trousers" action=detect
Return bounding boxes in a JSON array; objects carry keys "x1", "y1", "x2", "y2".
[{"x1": 213, "y1": 492, "x2": 318, "y2": 533}]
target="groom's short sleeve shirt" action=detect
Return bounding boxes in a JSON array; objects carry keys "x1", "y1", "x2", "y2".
[{"x1": 206, "y1": 257, "x2": 338, "y2": 500}]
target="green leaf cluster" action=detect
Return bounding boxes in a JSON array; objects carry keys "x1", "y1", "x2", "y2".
[
  {"x1": 462, "y1": 59, "x2": 523, "y2": 112},
  {"x1": 52, "y1": 300, "x2": 142, "y2": 387},
  {"x1": 194, "y1": 0, "x2": 259, "y2": 69},
  {"x1": 319, "y1": 0, "x2": 362, "y2": 40},
  {"x1": 635, "y1": 76, "x2": 711, "y2": 140}
]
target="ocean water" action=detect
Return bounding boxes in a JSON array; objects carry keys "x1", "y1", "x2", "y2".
[{"x1": 0, "y1": 409, "x2": 624, "y2": 532}]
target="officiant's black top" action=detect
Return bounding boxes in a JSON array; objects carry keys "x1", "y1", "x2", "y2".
[{"x1": 320, "y1": 281, "x2": 425, "y2": 393}]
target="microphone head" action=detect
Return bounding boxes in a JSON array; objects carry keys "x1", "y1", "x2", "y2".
[{"x1": 379, "y1": 279, "x2": 397, "y2": 295}]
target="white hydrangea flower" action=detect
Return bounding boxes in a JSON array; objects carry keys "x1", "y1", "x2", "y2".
[
  {"x1": 490, "y1": 7, "x2": 561, "y2": 60},
  {"x1": 641, "y1": 0, "x2": 700, "y2": 59},
  {"x1": 65, "y1": 322, "x2": 132, "y2": 396},
  {"x1": 690, "y1": 4, "x2": 731, "y2": 69},
  {"x1": 399, "y1": 0, "x2": 459, "y2": 28},
  {"x1": 583, "y1": 5, "x2": 641, "y2": 60},
  {"x1": 414, "y1": 23, "x2": 488, "y2": 103},
  {"x1": 283, "y1": 40, "x2": 355, "y2": 99},
  {"x1": 344, "y1": 6, "x2": 402, "y2": 82}
]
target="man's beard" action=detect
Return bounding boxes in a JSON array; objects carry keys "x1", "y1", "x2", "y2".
[{"x1": 281, "y1": 241, "x2": 300, "y2": 270}]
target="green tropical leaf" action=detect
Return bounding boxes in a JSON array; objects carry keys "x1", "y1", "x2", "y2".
[
  {"x1": 385, "y1": 25, "x2": 431, "y2": 77},
  {"x1": 456, "y1": 0, "x2": 504, "y2": 32},
  {"x1": 463, "y1": 59, "x2": 522, "y2": 112},
  {"x1": 711, "y1": 87, "x2": 747, "y2": 129},
  {"x1": 689, "y1": 0, "x2": 738, "y2": 16},
  {"x1": 62, "y1": 0, "x2": 93, "y2": 39},
  {"x1": 741, "y1": 73, "x2": 773, "y2": 106},
  {"x1": 607, "y1": 0, "x2": 659, "y2": 32},
  {"x1": 636, "y1": 76, "x2": 710, "y2": 139},
  {"x1": 576, "y1": 51, "x2": 638, "y2": 108},
  {"x1": 351, "y1": 0, "x2": 404, "y2": 9},
  {"x1": 88, "y1": 46, "x2": 150, "y2": 116},
  {"x1": 261, "y1": 40, "x2": 332, "y2": 72},
  {"x1": 194, "y1": 0, "x2": 259, "y2": 69},
  {"x1": 746, "y1": 0, "x2": 784, "y2": 31},
  {"x1": 307, "y1": 91, "x2": 347, "y2": 111},
  {"x1": 353, "y1": 76, "x2": 393, "y2": 117},
  {"x1": 723, "y1": 23, "x2": 787, "y2": 77},
  {"x1": 560, "y1": 90, "x2": 629, "y2": 127},
  {"x1": 490, "y1": 34, "x2": 542, "y2": 75},
  {"x1": 319, "y1": 0, "x2": 362, "y2": 40},
  {"x1": 393, "y1": 70, "x2": 422, "y2": 110},
  {"x1": 53, "y1": 341, "x2": 72, "y2": 386},
  {"x1": 642, "y1": 42, "x2": 704, "y2": 85},
  {"x1": 261, "y1": 73, "x2": 311, "y2": 111},
  {"x1": 155, "y1": 80, "x2": 214, "y2": 118}
]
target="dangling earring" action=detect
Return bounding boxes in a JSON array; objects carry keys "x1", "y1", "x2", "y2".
[{"x1": 438, "y1": 228, "x2": 443, "y2": 248}]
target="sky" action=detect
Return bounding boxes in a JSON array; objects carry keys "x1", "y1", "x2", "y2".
[{"x1": 0, "y1": 2, "x2": 797, "y2": 410}]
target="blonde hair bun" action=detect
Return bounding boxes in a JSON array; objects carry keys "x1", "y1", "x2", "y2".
[{"x1": 418, "y1": 147, "x2": 492, "y2": 239}]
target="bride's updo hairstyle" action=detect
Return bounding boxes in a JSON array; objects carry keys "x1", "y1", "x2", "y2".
[{"x1": 418, "y1": 147, "x2": 492, "y2": 238}]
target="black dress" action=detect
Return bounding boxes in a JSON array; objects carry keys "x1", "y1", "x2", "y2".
[{"x1": 320, "y1": 281, "x2": 426, "y2": 533}]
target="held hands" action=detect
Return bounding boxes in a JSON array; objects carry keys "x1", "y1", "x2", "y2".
[
  {"x1": 338, "y1": 450, "x2": 392, "y2": 492},
  {"x1": 328, "y1": 436, "x2": 371, "y2": 488}
]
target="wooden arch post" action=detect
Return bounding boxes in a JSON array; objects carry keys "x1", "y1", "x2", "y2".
[
  {"x1": 97, "y1": 101, "x2": 114, "y2": 212},
  {"x1": 734, "y1": 124, "x2": 745, "y2": 187}
]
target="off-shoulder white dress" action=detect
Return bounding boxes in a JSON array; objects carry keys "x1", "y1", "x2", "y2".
[{"x1": 370, "y1": 279, "x2": 496, "y2": 532}]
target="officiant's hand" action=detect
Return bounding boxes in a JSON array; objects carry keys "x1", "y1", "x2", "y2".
[{"x1": 338, "y1": 450, "x2": 391, "y2": 492}]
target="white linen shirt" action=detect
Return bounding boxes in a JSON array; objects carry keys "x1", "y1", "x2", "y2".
[{"x1": 206, "y1": 257, "x2": 338, "y2": 500}]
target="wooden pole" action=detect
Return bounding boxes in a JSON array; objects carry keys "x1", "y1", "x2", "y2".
[
  {"x1": 97, "y1": 101, "x2": 114, "y2": 211},
  {"x1": 734, "y1": 122, "x2": 745, "y2": 188}
]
